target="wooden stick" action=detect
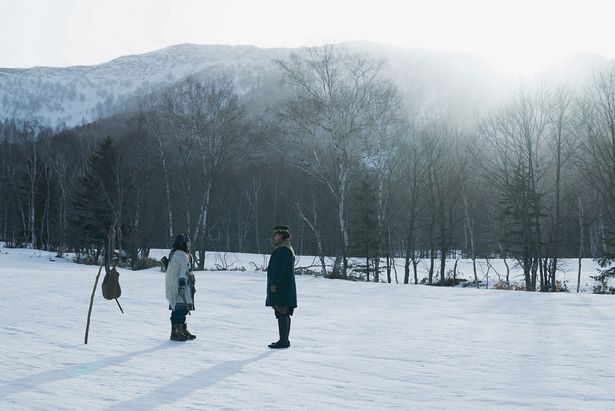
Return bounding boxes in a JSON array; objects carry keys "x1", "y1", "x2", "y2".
[
  {"x1": 84, "y1": 225, "x2": 119, "y2": 344},
  {"x1": 84, "y1": 263, "x2": 104, "y2": 344},
  {"x1": 115, "y1": 298, "x2": 124, "y2": 314}
]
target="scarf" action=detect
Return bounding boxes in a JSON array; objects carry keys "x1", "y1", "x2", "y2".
[{"x1": 273, "y1": 239, "x2": 295, "y2": 257}]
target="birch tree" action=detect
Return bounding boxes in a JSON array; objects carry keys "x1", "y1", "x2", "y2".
[
  {"x1": 160, "y1": 76, "x2": 251, "y2": 269},
  {"x1": 276, "y1": 45, "x2": 396, "y2": 277}
]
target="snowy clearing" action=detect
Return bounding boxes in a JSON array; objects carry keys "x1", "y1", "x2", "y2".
[{"x1": 1, "y1": 247, "x2": 614, "y2": 410}]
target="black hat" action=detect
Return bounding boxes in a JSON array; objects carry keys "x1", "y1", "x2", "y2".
[
  {"x1": 273, "y1": 225, "x2": 289, "y2": 233},
  {"x1": 172, "y1": 234, "x2": 190, "y2": 250}
]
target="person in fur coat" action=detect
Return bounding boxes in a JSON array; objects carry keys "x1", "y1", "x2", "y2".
[{"x1": 166, "y1": 234, "x2": 196, "y2": 342}]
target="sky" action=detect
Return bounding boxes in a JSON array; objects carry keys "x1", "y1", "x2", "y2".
[{"x1": 1, "y1": 0, "x2": 614, "y2": 74}]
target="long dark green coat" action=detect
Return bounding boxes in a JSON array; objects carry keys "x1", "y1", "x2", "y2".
[{"x1": 266, "y1": 245, "x2": 297, "y2": 308}]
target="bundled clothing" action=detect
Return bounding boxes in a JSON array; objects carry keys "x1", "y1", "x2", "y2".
[
  {"x1": 266, "y1": 240, "x2": 297, "y2": 311},
  {"x1": 166, "y1": 249, "x2": 194, "y2": 312},
  {"x1": 165, "y1": 235, "x2": 197, "y2": 342},
  {"x1": 266, "y1": 235, "x2": 297, "y2": 349}
]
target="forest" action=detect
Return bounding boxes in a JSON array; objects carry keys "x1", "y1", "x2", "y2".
[{"x1": 2, "y1": 45, "x2": 615, "y2": 291}]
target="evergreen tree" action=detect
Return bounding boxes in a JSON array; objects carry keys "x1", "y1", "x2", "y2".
[
  {"x1": 593, "y1": 237, "x2": 615, "y2": 294},
  {"x1": 351, "y1": 177, "x2": 380, "y2": 282},
  {"x1": 71, "y1": 136, "x2": 131, "y2": 259},
  {"x1": 497, "y1": 166, "x2": 544, "y2": 291}
]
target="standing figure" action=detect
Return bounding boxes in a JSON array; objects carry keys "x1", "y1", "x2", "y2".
[
  {"x1": 266, "y1": 225, "x2": 297, "y2": 349},
  {"x1": 166, "y1": 234, "x2": 197, "y2": 342}
]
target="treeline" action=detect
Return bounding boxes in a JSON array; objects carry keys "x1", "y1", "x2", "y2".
[{"x1": 1, "y1": 46, "x2": 615, "y2": 290}]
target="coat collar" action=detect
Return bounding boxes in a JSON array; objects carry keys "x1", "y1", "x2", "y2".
[{"x1": 273, "y1": 240, "x2": 295, "y2": 257}]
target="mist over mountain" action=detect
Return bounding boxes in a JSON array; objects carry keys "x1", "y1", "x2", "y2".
[{"x1": 1, "y1": 41, "x2": 611, "y2": 129}]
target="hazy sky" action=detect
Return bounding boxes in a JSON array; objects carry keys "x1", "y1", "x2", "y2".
[{"x1": 1, "y1": 0, "x2": 613, "y2": 73}]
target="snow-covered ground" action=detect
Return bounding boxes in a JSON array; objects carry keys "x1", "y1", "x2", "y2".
[
  {"x1": 1, "y1": 247, "x2": 614, "y2": 410},
  {"x1": 150, "y1": 248, "x2": 603, "y2": 292}
]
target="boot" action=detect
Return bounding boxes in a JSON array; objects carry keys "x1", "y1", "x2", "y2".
[
  {"x1": 170, "y1": 324, "x2": 188, "y2": 342},
  {"x1": 267, "y1": 316, "x2": 284, "y2": 347},
  {"x1": 269, "y1": 340, "x2": 291, "y2": 349},
  {"x1": 182, "y1": 323, "x2": 196, "y2": 340},
  {"x1": 269, "y1": 316, "x2": 290, "y2": 349}
]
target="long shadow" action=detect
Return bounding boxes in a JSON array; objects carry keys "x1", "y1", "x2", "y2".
[
  {"x1": 106, "y1": 350, "x2": 274, "y2": 411},
  {"x1": 0, "y1": 342, "x2": 173, "y2": 399}
]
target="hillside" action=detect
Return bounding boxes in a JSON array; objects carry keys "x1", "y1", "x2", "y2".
[
  {"x1": 3, "y1": 42, "x2": 609, "y2": 129},
  {"x1": 0, "y1": 44, "x2": 288, "y2": 127}
]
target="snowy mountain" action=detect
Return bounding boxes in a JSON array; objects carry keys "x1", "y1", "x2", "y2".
[
  {"x1": 0, "y1": 42, "x2": 611, "y2": 129},
  {"x1": 0, "y1": 44, "x2": 288, "y2": 128}
]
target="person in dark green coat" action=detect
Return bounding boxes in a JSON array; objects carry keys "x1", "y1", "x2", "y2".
[{"x1": 266, "y1": 225, "x2": 297, "y2": 349}]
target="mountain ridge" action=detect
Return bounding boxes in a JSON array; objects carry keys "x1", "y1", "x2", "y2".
[{"x1": 0, "y1": 42, "x2": 611, "y2": 129}]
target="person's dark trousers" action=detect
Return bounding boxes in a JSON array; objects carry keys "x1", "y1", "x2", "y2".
[{"x1": 170, "y1": 306, "x2": 189, "y2": 325}]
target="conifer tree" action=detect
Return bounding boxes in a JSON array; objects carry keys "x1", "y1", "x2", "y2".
[{"x1": 72, "y1": 136, "x2": 131, "y2": 259}]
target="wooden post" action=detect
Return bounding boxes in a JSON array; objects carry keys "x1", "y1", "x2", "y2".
[
  {"x1": 84, "y1": 264, "x2": 104, "y2": 345},
  {"x1": 84, "y1": 225, "x2": 116, "y2": 344}
]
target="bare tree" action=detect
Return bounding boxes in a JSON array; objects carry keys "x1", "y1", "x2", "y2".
[
  {"x1": 160, "y1": 76, "x2": 251, "y2": 269},
  {"x1": 364, "y1": 86, "x2": 402, "y2": 283},
  {"x1": 399, "y1": 122, "x2": 426, "y2": 284},
  {"x1": 419, "y1": 121, "x2": 458, "y2": 285},
  {"x1": 482, "y1": 87, "x2": 551, "y2": 291},
  {"x1": 142, "y1": 99, "x2": 175, "y2": 243},
  {"x1": 292, "y1": 194, "x2": 327, "y2": 276},
  {"x1": 543, "y1": 87, "x2": 576, "y2": 290},
  {"x1": 245, "y1": 176, "x2": 264, "y2": 254},
  {"x1": 577, "y1": 195, "x2": 585, "y2": 293},
  {"x1": 459, "y1": 139, "x2": 479, "y2": 286},
  {"x1": 276, "y1": 45, "x2": 396, "y2": 277},
  {"x1": 577, "y1": 69, "x2": 615, "y2": 229}
]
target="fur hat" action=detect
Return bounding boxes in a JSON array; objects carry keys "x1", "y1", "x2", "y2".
[{"x1": 273, "y1": 225, "x2": 290, "y2": 239}]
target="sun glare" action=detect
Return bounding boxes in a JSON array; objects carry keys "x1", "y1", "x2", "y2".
[{"x1": 482, "y1": 49, "x2": 567, "y2": 76}]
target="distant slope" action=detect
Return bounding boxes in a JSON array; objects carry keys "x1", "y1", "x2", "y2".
[
  {"x1": 0, "y1": 44, "x2": 288, "y2": 127},
  {"x1": 0, "y1": 42, "x2": 611, "y2": 128}
]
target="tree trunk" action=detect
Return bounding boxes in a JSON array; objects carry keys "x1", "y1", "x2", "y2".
[
  {"x1": 338, "y1": 187, "x2": 349, "y2": 278},
  {"x1": 577, "y1": 196, "x2": 584, "y2": 293},
  {"x1": 404, "y1": 247, "x2": 410, "y2": 284},
  {"x1": 365, "y1": 242, "x2": 370, "y2": 282},
  {"x1": 196, "y1": 183, "x2": 212, "y2": 270},
  {"x1": 461, "y1": 178, "x2": 478, "y2": 286},
  {"x1": 29, "y1": 152, "x2": 37, "y2": 249},
  {"x1": 499, "y1": 241, "x2": 510, "y2": 286}
]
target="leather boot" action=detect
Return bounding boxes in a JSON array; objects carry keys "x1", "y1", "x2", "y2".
[
  {"x1": 269, "y1": 316, "x2": 290, "y2": 349},
  {"x1": 170, "y1": 324, "x2": 188, "y2": 342},
  {"x1": 182, "y1": 323, "x2": 196, "y2": 340}
]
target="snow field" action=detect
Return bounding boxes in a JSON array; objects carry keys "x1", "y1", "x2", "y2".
[{"x1": 1, "y1": 248, "x2": 614, "y2": 410}]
